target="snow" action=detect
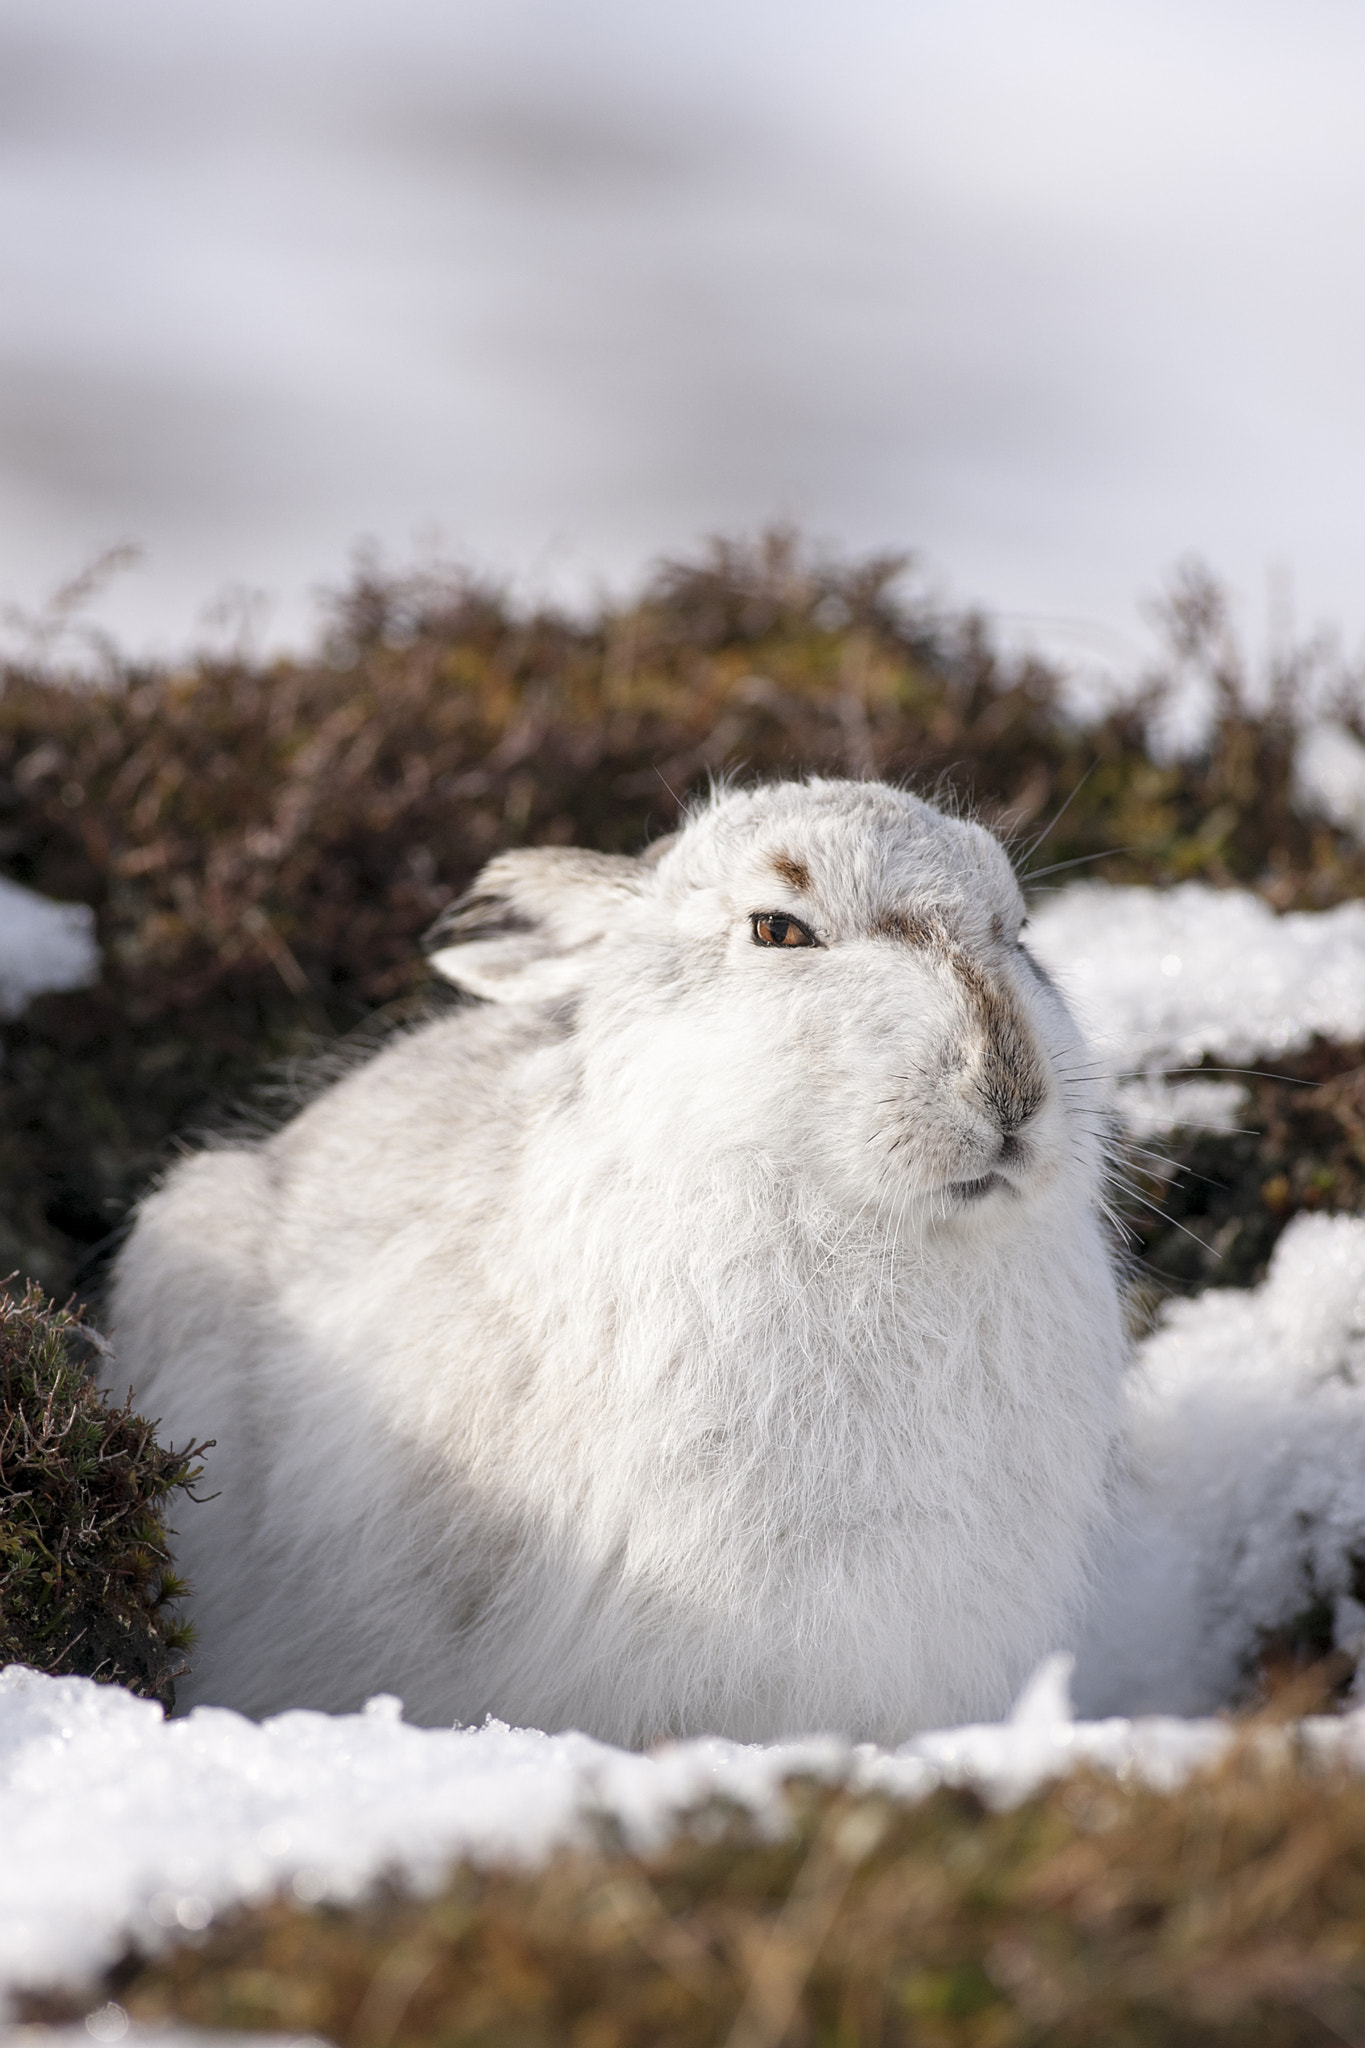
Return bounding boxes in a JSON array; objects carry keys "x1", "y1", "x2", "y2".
[
  {"x1": 0, "y1": 1655, "x2": 1318, "y2": 2016},
  {"x1": 1296, "y1": 719, "x2": 1365, "y2": 842},
  {"x1": 1102, "y1": 1073, "x2": 1248, "y2": 1139},
  {"x1": 4, "y1": 2032, "x2": 287, "y2": 2048},
  {"x1": 1026, "y1": 887, "x2": 1365, "y2": 1714},
  {"x1": 0, "y1": 877, "x2": 98, "y2": 1017},
  {"x1": 1076, "y1": 1210, "x2": 1365, "y2": 1718},
  {"x1": 0, "y1": 1666, "x2": 817, "y2": 2009},
  {"x1": 1028, "y1": 880, "x2": 1365, "y2": 1073}
]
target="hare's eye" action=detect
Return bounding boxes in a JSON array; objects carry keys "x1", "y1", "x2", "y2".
[{"x1": 751, "y1": 912, "x2": 817, "y2": 949}]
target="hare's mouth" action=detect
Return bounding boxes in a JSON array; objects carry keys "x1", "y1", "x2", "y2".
[{"x1": 949, "y1": 1172, "x2": 1007, "y2": 1203}]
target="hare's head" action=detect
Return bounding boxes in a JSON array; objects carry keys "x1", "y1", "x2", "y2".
[{"x1": 427, "y1": 780, "x2": 1099, "y2": 1229}]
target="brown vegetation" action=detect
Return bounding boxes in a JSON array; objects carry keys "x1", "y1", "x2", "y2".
[{"x1": 25, "y1": 1741, "x2": 1365, "y2": 2047}]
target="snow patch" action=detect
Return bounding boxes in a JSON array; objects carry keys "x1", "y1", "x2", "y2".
[
  {"x1": 0, "y1": 877, "x2": 98, "y2": 1017},
  {"x1": 1076, "y1": 1211, "x2": 1365, "y2": 1717},
  {"x1": 0, "y1": 1665, "x2": 842, "y2": 2010},
  {"x1": 1107, "y1": 1074, "x2": 1248, "y2": 1139},
  {"x1": 1296, "y1": 719, "x2": 1365, "y2": 841},
  {"x1": 1028, "y1": 881, "x2": 1365, "y2": 1073},
  {"x1": 3, "y1": 2033, "x2": 298, "y2": 2048},
  {"x1": 0, "y1": 1658, "x2": 1335, "y2": 2014}
]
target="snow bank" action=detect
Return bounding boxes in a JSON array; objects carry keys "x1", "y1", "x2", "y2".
[
  {"x1": 1028, "y1": 880, "x2": 1365, "y2": 1073},
  {"x1": 0, "y1": 1666, "x2": 831, "y2": 2009},
  {"x1": 1076, "y1": 1211, "x2": 1365, "y2": 1717},
  {"x1": 0, "y1": 1655, "x2": 1308, "y2": 2014},
  {"x1": 0, "y1": 876, "x2": 98, "y2": 1017}
]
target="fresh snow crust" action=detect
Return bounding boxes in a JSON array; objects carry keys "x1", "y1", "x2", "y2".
[
  {"x1": 1028, "y1": 880, "x2": 1365, "y2": 1071},
  {"x1": 0, "y1": 1657, "x2": 1312, "y2": 2014},
  {"x1": 1077, "y1": 1211, "x2": 1365, "y2": 1717},
  {"x1": 1023, "y1": 886, "x2": 1365, "y2": 1717}
]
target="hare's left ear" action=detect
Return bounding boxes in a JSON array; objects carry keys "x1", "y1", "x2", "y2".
[{"x1": 424, "y1": 847, "x2": 645, "y2": 1002}]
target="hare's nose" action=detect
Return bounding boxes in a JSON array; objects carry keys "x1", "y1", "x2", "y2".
[
  {"x1": 996, "y1": 1086, "x2": 1042, "y2": 1133},
  {"x1": 980, "y1": 1041, "x2": 1046, "y2": 1139}
]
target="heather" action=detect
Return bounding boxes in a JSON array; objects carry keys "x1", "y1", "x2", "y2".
[{"x1": 0, "y1": 1283, "x2": 203, "y2": 1706}]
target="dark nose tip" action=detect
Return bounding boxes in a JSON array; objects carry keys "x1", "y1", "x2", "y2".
[
  {"x1": 987, "y1": 1070, "x2": 1045, "y2": 1140},
  {"x1": 997, "y1": 1131, "x2": 1028, "y2": 1167}
]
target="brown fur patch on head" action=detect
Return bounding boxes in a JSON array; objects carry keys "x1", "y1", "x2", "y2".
[
  {"x1": 873, "y1": 909, "x2": 940, "y2": 946},
  {"x1": 950, "y1": 949, "x2": 1047, "y2": 1134},
  {"x1": 770, "y1": 852, "x2": 812, "y2": 892},
  {"x1": 868, "y1": 898, "x2": 1046, "y2": 1130}
]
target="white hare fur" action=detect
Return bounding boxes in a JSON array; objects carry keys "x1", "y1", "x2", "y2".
[{"x1": 111, "y1": 778, "x2": 1125, "y2": 1742}]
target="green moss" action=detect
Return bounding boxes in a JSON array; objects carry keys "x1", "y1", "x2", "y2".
[{"x1": 0, "y1": 1280, "x2": 207, "y2": 1706}]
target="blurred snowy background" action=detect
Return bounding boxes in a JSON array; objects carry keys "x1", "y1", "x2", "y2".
[{"x1": 3, "y1": 0, "x2": 1365, "y2": 668}]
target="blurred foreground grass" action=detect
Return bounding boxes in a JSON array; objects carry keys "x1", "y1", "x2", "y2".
[
  {"x1": 4, "y1": 530, "x2": 1365, "y2": 1304},
  {"x1": 27, "y1": 1739, "x2": 1365, "y2": 2048}
]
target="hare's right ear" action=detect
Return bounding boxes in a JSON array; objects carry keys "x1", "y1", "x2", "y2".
[{"x1": 424, "y1": 847, "x2": 645, "y2": 1002}]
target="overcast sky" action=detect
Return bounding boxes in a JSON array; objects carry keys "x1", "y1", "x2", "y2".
[{"x1": 2, "y1": 0, "x2": 1364, "y2": 673}]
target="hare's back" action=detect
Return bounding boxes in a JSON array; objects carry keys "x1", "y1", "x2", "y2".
[
  {"x1": 111, "y1": 1142, "x2": 277, "y2": 1497},
  {"x1": 113, "y1": 1001, "x2": 537, "y2": 1476},
  {"x1": 263, "y1": 1001, "x2": 538, "y2": 1258}
]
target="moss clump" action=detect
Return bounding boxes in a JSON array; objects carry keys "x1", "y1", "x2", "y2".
[
  {"x1": 32, "y1": 1744, "x2": 1365, "y2": 2047},
  {"x1": 0, "y1": 1280, "x2": 206, "y2": 1707}
]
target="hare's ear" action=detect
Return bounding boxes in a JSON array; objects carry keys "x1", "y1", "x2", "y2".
[{"x1": 424, "y1": 847, "x2": 644, "y2": 1002}]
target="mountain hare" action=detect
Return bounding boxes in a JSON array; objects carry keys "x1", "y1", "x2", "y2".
[{"x1": 111, "y1": 778, "x2": 1125, "y2": 1740}]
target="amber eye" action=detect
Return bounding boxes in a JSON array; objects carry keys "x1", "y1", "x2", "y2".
[{"x1": 751, "y1": 912, "x2": 817, "y2": 948}]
